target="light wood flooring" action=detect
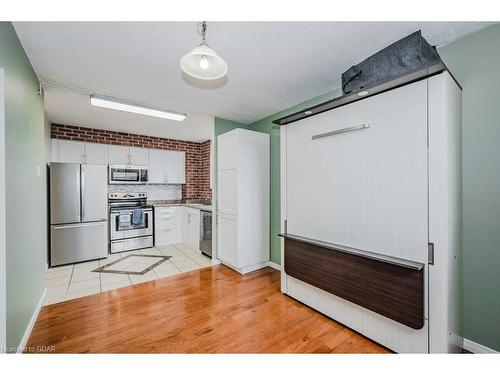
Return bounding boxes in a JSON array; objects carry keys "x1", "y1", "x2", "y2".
[{"x1": 27, "y1": 265, "x2": 389, "y2": 353}]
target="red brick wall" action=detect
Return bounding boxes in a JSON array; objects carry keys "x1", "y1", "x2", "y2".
[
  {"x1": 199, "y1": 140, "x2": 211, "y2": 200},
  {"x1": 51, "y1": 123, "x2": 212, "y2": 201}
]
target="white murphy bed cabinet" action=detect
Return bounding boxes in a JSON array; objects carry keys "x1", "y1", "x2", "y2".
[
  {"x1": 217, "y1": 128, "x2": 270, "y2": 274},
  {"x1": 279, "y1": 72, "x2": 462, "y2": 353},
  {"x1": 51, "y1": 140, "x2": 186, "y2": 184}
]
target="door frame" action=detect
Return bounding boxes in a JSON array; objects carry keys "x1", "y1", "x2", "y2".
[{"x1": 0, "y1": 68, "x2": 7, "y2": 349}]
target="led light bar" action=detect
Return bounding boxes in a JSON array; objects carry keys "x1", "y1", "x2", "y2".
[{"x1": 90, "y1": 95, "x2": 186, "y2": 122}]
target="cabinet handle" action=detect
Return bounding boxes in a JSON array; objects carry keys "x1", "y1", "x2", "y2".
[{"x1": 312, "y1": 124, "x2": 369, "y2": 140}]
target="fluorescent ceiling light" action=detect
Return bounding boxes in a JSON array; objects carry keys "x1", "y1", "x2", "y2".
[{"x1": 90, "y1": 95, "x2": 186, "y2": 121}]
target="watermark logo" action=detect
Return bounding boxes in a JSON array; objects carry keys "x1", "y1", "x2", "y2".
[{"x1": 1, "y1": 345, "x2": 56, "y2": 353}]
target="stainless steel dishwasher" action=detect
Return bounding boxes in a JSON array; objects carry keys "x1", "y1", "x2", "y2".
[{"x1": 199, "y1": 210, "x2": 212, "y2": 258}]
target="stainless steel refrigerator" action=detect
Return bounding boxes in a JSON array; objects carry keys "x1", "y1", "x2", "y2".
[{"x1": 50, "y1": 162, "x2": 108, "y2": 266}]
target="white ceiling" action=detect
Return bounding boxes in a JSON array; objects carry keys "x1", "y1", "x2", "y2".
[{"x1": 14, "y1": 21, "x2": 493, "y2": 140}]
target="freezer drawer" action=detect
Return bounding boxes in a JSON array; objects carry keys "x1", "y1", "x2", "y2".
[
  {"x1": 110, "y1": 236, "x2": 153, "y2": 253},
  {"x1": 50, "y1": 221, "x2": 108, "y2": 266}
]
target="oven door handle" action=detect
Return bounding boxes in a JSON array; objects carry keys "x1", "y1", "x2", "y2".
[{"x1": 110, "y1": 209, "x2": 152, "y2": 215}]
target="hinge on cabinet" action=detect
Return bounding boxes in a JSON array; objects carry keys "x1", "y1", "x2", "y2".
[
  {"x1": 284, "y1": 219, "x2": 288, "y2": 234},
  {"x1": 428, "y1": 242, "x2": 435, "y2": 265}
]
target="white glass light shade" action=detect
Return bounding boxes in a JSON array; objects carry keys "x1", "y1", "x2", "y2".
[{"x1": 180, "y1": 43, "x2": 228, "y2": 80}]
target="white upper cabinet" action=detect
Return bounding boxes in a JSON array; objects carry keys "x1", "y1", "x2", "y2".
[
  {"x1": 51, "y1": 139, "x2": 60, "y2": 162},
  {"x1": 58, "y1": 140, "x2": 85, "y2": 163},
  {"x1": 108, "y1": 145, "x2": 130, "y2": 165},
  {"x1": 148, "y1": 149, "x2": 165, "y2": 183},
  {"x1": 148, "y1": 149, "x2": 186, "y2": 184},
  {"x1": 84, "y1": 143, "x2": 109, "y2": 165},
  {"x1": 130, "y1": 147, "x2": 149, "y2": 166},
  {"x1": 52, "y1": 139, "x2": 109, "y2": 165},
  {"x1": 108, "y1": 145, "x2": 149, "y2": 166},
  {"x1": 51, "y1": 139, "x2": 186, "y2": 185},
  {"x1": 165, "y1": 151, "x2": 185, "y2": 184}
]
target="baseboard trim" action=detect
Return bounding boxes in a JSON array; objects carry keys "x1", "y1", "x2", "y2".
[
  {"x1": 221, "y1": 261, "x2": 268, "y2": 275},
  {"x1": 463, "y1": 338, "x2": 499, "y2": 354},
  {"x1": 17, "y1": 288, "x2": 46, "y2": 353},
  {"x1": 266, "y1": 261, "x2": 281, "y2": 271}
]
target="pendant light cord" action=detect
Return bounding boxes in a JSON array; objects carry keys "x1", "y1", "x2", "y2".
[{"x1": 198, "y1": 21, "x2": 207, "y2": 44}]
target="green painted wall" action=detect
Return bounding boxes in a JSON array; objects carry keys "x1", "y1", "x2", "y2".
[
  {"x1": 248, "y1": 89, "x2": 341, "y2": 264},
  {"x1": 438, "y1": 24, "x2": 500, "y2": 351},
  {"x1": 0, "y1": 22, "x2": 47, "y2": 349}
]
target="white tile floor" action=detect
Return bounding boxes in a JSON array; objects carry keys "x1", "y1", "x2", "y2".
[{"x1": 44, "y1": 243, "x2": 213, "y2": 306}]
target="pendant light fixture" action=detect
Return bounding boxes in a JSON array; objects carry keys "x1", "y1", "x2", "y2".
[{"x1": 180, "y1": 21, "x2": 228, "y2": 80}]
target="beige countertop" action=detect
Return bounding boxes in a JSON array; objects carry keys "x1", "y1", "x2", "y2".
[{"x1": 148, "y1": 201, "x2": 212, "y2": 212}]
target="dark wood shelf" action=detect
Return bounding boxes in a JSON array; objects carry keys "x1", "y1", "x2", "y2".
[
  {"x1": 278, "y1": 233, "x2": 424, "y2": 270},
  {"x1": 281, "y1": 234, "x2": 425, "y2": 329}
]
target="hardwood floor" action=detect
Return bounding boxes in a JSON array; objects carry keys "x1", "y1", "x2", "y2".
[{"x1": 26, "y1": 265, "x2": 389, "y2": 353}]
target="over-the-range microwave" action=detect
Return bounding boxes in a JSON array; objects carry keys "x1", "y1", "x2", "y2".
[{"x1": 108, "y1": 165, "x2": 149, "y2": 184}]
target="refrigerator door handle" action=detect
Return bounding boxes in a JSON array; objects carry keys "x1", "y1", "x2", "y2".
[
  {"x1": 53, "y1": 222, "x2": 106, "y2": 230},
  {"x1": 76, "y1": 165, "x2": 82, "y2": 220},
  {"x1": 80, "y1": 165, "x2": 85, "y2": 221}
]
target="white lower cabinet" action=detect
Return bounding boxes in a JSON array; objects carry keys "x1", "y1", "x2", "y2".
[
  {"x1": 181, "y1": 207, "x2": 200, "y2": 251},
  {"x1": 154, "y1": 206, "x2": 200, "y2": 250},
  {"x1": 218, "y1": 213, "x2": 238, "y2": 268},
  {"x1": 154, "y1": 207, "x2": 181, "y2": 246}
]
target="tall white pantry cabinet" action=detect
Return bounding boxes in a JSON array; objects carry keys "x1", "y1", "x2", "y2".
[
  {"x1": 279, "y1": 72, "x2": 462, "y2": 353},
  {"x1": 217, "y1": 129, "x2": 270, "y2": 274}
]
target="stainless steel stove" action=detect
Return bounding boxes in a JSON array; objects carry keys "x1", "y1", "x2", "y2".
[{"x1": 108, "y1": 192, "x2": 153, "y2": 253}]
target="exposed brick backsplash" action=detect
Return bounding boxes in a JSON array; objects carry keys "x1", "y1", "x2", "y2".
[{"x1": 51, "y1": 123, "x2": 212, "y2": 201}]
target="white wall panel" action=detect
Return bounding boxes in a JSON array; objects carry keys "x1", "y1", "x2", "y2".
[{"x1": 285, "y1": 121, "x2": 318, "y2": 239}]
